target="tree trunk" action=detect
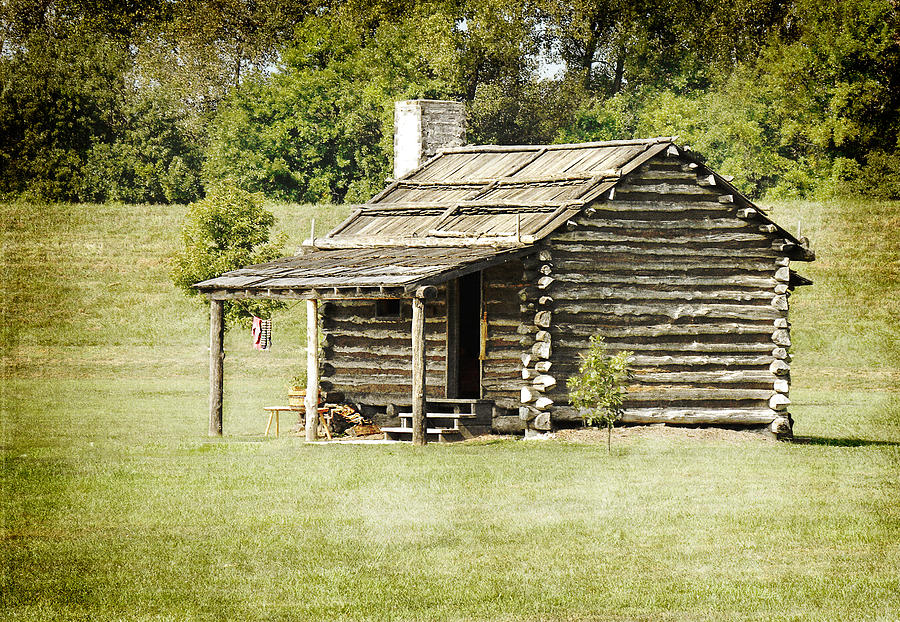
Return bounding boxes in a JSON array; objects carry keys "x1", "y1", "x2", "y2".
[{"x1": 611, "y1": 44, "x2": 626, "y2": 95}]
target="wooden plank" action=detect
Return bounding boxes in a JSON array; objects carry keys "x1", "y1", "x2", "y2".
[{"x1": 208, "y1": 299, "x2": 224, "y2": 437}]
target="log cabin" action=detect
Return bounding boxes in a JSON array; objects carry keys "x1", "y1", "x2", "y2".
[{"x1": 196, "y1": 99, "x2": 814, "y2": 443}]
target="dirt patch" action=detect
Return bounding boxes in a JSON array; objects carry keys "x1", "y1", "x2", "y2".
[{"x1": 553, "y1": 425, "x2": 771, "y2": 444}]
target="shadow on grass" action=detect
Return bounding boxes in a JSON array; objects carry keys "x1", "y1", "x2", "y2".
[{"x1": 793, "y1": 436, "x2": 900, "y2": 447}]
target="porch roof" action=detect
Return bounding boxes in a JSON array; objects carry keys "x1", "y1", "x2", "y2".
[{"x1": 194, "y1": 244, "x2": 532, "y2": 299}]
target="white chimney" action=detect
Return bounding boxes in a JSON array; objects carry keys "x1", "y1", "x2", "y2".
[{"x1": 394, "y1": 99, "x2": 466, "y2": 179}]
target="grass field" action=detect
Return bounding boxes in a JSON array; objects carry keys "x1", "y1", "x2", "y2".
[{"x1": 1, "y1": 198, "x2": 898, "y2": 621}]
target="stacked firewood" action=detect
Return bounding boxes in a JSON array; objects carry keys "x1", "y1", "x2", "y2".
[{"x1": 327, "y1": 404, "x2": 381, "y2": 437}]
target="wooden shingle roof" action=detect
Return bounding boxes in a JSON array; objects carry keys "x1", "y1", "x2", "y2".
[
  {"x1": 194, "y1": 245, "x2": 531, "y2": 297},
  {"x1": 195, "y1": 136, "x2": 811, "y2": 298},
  {"x1": 320, "y1": 137, "x2": 675, "y2": 247}
]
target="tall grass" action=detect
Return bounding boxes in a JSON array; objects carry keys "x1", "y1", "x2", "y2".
[{"x1": 1, "y1": 198, "x2": 898, "y2": 621}]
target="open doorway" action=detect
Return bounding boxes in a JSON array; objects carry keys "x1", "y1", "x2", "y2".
[{"x1": 450, "y1": 271, "x2": 482, "y2": 399}]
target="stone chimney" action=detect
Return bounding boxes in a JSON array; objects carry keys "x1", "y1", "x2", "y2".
[{"x1": 394, "y1": 99, "x2": 466, "y2": 179}]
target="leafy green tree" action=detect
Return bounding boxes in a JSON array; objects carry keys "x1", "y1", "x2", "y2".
[
  {"x1": 567, "y1": 335, "x2": 632, "y2": 453},
  {"x1": 203, "y1": 4, "x2": 461, "y2": 203},
  {"x1": 81, "y1": 87, "x2": 204, "y2": 203},
  {"x1": 171, "y1": 182, "x2": 286, "y2": 327},
  {"x1": 0, "y1": 29, "x2": 127, "y2": 201}
]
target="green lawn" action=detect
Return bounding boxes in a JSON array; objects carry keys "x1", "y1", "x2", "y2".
[{"x1": 1, "y1": 199, "x2": 898, "y2": 621}]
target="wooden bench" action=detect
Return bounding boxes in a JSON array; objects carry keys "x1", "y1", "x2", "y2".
[
  {"x1": 262, "y1": 406, "x2": 293, "y2": 437},
  {"x1": 263, "y1": 389, "x2": 334, "y2": 438}
]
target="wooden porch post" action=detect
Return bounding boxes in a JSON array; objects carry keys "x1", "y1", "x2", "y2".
[
  {"x1": 412, "y1": 286, "x2": 436, "y2": 446},
  {"x1": 305, "y1": 298, "x2": 319, "y2": 442},
  {"x1": 209, "y1": 298, "x2": 224, "y2": 436}
]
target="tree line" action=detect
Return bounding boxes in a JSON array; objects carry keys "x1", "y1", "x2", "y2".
[{"x1": 2, "y1": 0, "x2": 898, "y2": 204}]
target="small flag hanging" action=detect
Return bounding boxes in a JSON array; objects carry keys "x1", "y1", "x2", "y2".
[{"x1": 252, "y1": 316, "x2": 272, "y2": 350}]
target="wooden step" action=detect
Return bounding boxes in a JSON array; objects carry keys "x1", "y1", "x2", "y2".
[
  {"x1": 381, "y1": 426, "x2": 462, "y2": 435},
  {"x1": 425, "y1": 398, "x2": 493, "y2": 404},
  {"x1": 398, "y1": 412, "x2": 476, "y2": 419}
]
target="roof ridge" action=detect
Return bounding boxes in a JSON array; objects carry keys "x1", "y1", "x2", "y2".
[{"x1": 441, "y1": 136, "x2": 677, "y2": 154}]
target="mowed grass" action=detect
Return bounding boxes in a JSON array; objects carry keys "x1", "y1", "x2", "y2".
[{"x1": 1, "y1": 199, "x2": 899, "y2": 621}]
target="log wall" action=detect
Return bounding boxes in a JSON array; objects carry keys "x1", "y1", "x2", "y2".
[
  {"x1": 319, "y1": 290, "x2": 448, "y2": 406},
  {"x1": 518, "y1": 153, "x2": 794, "y2": 433},
  {"x1": 482, "y1": 261, "x2": 527, "y2": 411}
]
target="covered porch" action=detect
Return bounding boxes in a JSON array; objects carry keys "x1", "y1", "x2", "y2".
[{"x1": 195, "y1": 245, "x2": 532, "y2": 445}]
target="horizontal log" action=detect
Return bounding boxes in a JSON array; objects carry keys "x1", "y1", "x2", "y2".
[
  {"x1": 572, "y1": 217, "x2": 753, "y2": 231},
  {"x1": 625, "y1": 387, "x2": 772, "y2": 401},
  {"x1": 325, "y1": 376, "x2": 444, "y2": 391},
  {"x1": 584, "y1": 200, "x2": 731, "y2": 215},
  {"x1": 614, "y1": 182, "x2": 718, "y2": 196},
  {"x1": 553, "y1": 230, "x2": 770, "y2": 245},
  {"x1": 632, "y1": 370, "x2": 779, "y2": 385},
  {"x1": 551, "y1": 322, "x2": 774, "y2": 338},
  {"x1": 323, "y1": 324, "x2": 446, "y2": 340},
  {"x1": 628, "y1": 169, "x2": 699, "y2": 182},
  {"x1": 327, "y1": 344, "x2": 445, "y2": 358},
  {"x1": 614, "y1": 353, "x2": 773, "y2": 368},
  {"x1": 551, "y1": 338, "x2": 775, "y2": 354},
  {"x1": 551, "y1": 349, "x2": 773, "y2": 370},
  {"x1": 552, "y1": 302, "x2": 779, "y2": 321},
  {"x1": 324, "y1": 365, "x2": 447, "y2": 379},
  {"x1": 552, "y1": 273, "x2": 776, "y2": 289},
  {"x1": 554, "y1": 255, "x2": 778, "y2": 273},
  {"x1": 549, "y1": 286, "x2": 775, "y2": 303},
  {"x1": 623, "y1": 409, "x2": 777, "y2": 425},
  {"x1": 548, "y1": 241, "x2": 779, "y2": 259},
  {"x1": 321, "y1": 357, "x2": 445, "y2": 371},
  {"x1": 552, "y1": 405, "x2": 777, "y2": 425},
  {"x1": 540, "y1": 362, "x2": 778, "y2": 386}
]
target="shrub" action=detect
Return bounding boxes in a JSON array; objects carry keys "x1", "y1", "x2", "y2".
[
  {"x1": 567, "y1": 335, "x2": 632, "y2": 452},
  {"x1": 171, "y1": 182, "x2": 286, "y2": 327}
]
